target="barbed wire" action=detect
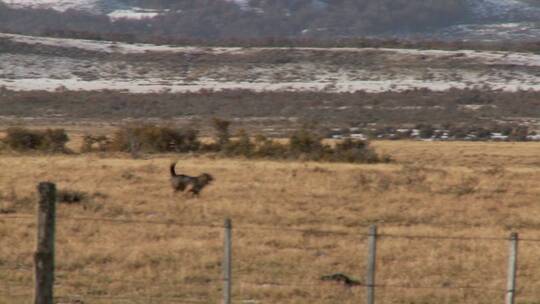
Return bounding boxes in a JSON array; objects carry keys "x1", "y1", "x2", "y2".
[
  {"x1": 234, "y1": 224, "x2": 360, "y2": 237},
  {"x1": 0, "y1": 282, "x2": 33, "y2": 288},
  {"x1": 0, "y1": 212, "x2": 530, "y2": 303},
  {"x1": 0, "y1": 265, "x2": 33, "y2": 272},
  {"x1": 238, "y1": 280, "x2": 505, "y2": 292},
  {"x1": 0, "y1": 213, "x2": 360, "y2": 237},
  {"x1": 373, "y1": 283, "x2": 504, "y2": 292},
  {"x1": 1, "y1": 214, "x2": 524, "y2": 241},
  {"x1": 517, "y1": 237, "x2": 540, "y2": 243},
  {"x1": 0, "y1": 293, "x2": 33, "y2": 298},
  {"x1": 54, "y1": 276, "x2": 220, "y2": 288},
  {"x1": 378, "y1": 233, "x2": 509, "y2": 241},
  {"x1": 0, "y1": 214, "x2": 34, "y2": 220},
  {"x1": 511, "y1": 289, "x2": 540, "y2": 297},
  {"x1": 0, "y1": 276, "x2": 511, "y2": 301},
  {"x1": 239, "y1": 280, "x2": 325, "y2": 288},
  {"x1": 55, "y1": 294, "x2": 211, "y2": 303},
  {"x1": 57, "y1": 215, "x2": 222, "y2": 229}
]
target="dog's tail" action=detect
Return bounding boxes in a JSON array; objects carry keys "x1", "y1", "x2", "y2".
[{"x1": 170, "y1": 162, "x2": 178, "y2": 177}]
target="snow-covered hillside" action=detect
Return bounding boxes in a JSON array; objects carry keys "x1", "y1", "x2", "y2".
[
  {"x1": 469, "y1": 0, "x2": 540, "y2": 19},
  {"x1": 1, "y1": 0, "x2": 103, "y2": 12},
  {"x1": 2, "y1": 0, "x2": 540, "y2": 22},
  {"x1": 0, "y1": 0, "x2": 165, "y2": 20},
  {"x1": 1, "y1": 33, "x2": 540, "y2": 94}
]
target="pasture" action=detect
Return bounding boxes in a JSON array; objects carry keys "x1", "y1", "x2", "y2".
[{"x1": 1, "y1": 141, "x2": 539, "y2": 303}]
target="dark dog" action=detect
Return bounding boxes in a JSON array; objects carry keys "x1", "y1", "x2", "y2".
[{"x1": 170, "y1": 162, "x2": 214, "y2": 196}]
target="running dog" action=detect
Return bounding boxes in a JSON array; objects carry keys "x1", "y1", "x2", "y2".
[{"x1": 170, "y1": 162, "x2": 214, "y2": 196}]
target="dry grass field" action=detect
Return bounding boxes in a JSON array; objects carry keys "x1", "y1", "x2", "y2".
[{"x1": 1, "y1": 140, "x2": 540, "y2": 304}]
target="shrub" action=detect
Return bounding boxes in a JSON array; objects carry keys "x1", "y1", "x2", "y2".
[
  {"x1": 289, "y1": 128, "x2": 324, "y2": 155},
  {"x1": 252, "y1": 135, "x2": 289, "y2": 159},
  {"x1": 249, "y1": 130, "x2": 384, "y2": 163},
  {"x1": 81, "y1": 135, "x2": 111, "y2": 152},
  {"x1": 330, "y1": 138, "x2": 381, "y2": 163},
  {"x1": 223, "y1": 129, "x2": 255, "y2": 157},
  {"x1": 212, "y1": 118, "x2": 231, "y2": 148},
  {"x1": 41, "y1": 129, "x2": 69, "y2": 152},
  {"x1": 109, "y1": 125, "x2": 200, "y2": 153},
  {"x1": 3, "y1": 127, "x2": 69, "y2": 152}
]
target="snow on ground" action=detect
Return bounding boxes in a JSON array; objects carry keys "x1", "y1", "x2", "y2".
[
  {"x1": 0, "y1": 33, "x2": 243, "y2": 54},
  {"x1": 0, "y1": 0, "x2": 166, "y2": 19},
  {"x1": 438, "y1": 22, "x2": 540, "y2": 41},
  {"x1": 469, "y1": 0, "x2": 538, "y2": 18},
  {"x1": 2, "y1": 33, "x2": 540, "y2": 67},
  {"x1": 1, "y1": 33, "x2": 540, "y2": 94},
  {"x1": 2, "y1": 77, "x2": 539, "y2": 94},
  {"x1": 1, "y1": 0, "x2": 101, "y2": 12},
  {"x1": 108, "y1": 8, "x2": 165, "y2": 21}
]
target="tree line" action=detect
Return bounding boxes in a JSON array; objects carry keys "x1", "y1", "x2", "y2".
[{"x1": 0, "y1": 0, "x2": 471, "y2": 40}]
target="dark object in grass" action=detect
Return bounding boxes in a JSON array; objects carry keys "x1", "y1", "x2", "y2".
[
  {"x1": 57, "y1": 190, "x2": 87, "y2": 204},
  {"x1": 320, "y1": 273, "x2": 362, "y2": 287}
]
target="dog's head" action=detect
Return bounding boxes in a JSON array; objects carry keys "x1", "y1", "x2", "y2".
[{"x1": 200, "y1": 173, "x2": 214, "y2": 184}]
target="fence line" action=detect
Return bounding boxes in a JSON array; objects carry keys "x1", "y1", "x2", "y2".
[
  {"x1": 8, "y1": 294, "x2": 209, "y2": 304},
  {"x1": 0, "y1": 293, "x2": 34, "y2": 298},
  {"x1": 373, "y1": 283, "x2": 503, "y2": 292},
  {"x1": 0, "y1": 275, "x2": 512, "y2": 293},
  {"x1": 53, "y1": 278, "x2": 220, "y2": 289},
  {"x1": 378, "y1": 233, "x2": 508, "y2": 241},
  {"x1": 0, "y1": 265, "x2": 33, "y2": 271},
  {"x1": 54, "y1": 294, "x2": 211, "y2": 303},
  {"x1": 1, "y1": 213, "x2": 532, "y2": 242},
  {"x1": 2, "y1": 182, "x2": 539, "y2": 304}
]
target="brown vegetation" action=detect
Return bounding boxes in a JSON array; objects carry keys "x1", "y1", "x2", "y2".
[
  {"x1": 0, "y1": 141, "x2": 539, "y2": 303},
  {"x1": 3, "y1": 127, "x2": 69, "y2": 152},
  {"x1": 0, "y1": 89, "x2": 538, "y2": 131}
]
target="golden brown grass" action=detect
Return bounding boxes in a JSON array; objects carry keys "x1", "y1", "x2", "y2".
[{"x1": 0, "y1": 141, "x2": 540, "y2": 303}]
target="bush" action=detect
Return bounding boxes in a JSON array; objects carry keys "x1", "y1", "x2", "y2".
[
  {"x1": 80, "y1": 135, "x2": 111, "y2": 152},
  {"x1": 223, "y1": 129, "x2": 255, "y2": 157},
  {"x1": 109, "y1": 125, "x2": 200, "y2": 153},
  {"x1": 330, "y1": 139, "x2": 381, "y2": 163},
  {"x1": 3, "y1": 127, "x2": 69, "y2": 152},
  {"x1": 252, "y1": 135, "x2": 289, "y2": 159},
  {"x1": 41, "y1": 129, "x2": 70, "y2": 152},
  {"x1": 289, "y1": 128, "x2": 325, "y2": 156},
  {"x1": 212, "y1": 117, "x2": 231, "y2": 148},
  {"x1": 216, "y1": 128, "x2": 385, "y2": 163}
]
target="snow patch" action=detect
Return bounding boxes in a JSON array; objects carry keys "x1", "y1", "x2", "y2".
[
  {"x1": 1, "y1": 0, "x2": 101, "y2": 12},
  {"x1": 108, "y1": 7, "x2": 166, "y2": 21},
  {"x1": 2, "y1": 33, "x2": 540, "y2": 67},
  {"x1": 2, "y1": 32, "x2": 540, "y2": 94}
]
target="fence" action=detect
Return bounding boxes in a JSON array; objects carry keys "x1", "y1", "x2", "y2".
[{"x1": 1, "y1": 182, "x2": 539, "y2": 303}]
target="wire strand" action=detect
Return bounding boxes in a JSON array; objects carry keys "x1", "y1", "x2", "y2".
[
  {"x1": 1, "y1": 214, "x2": 534, "y2": 242},
  {"x1": 378, "y1": 233, "x2": 508, "y2": 241},
  {"x1": 55, "y1": 294, "x2": 210, "y2": 303}
]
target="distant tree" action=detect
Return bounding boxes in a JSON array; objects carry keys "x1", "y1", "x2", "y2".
[
  {"x1": 212, "y1": 117, "x2": 231, "y2": 147},
  {"x1": 417, "y1": 124, "x2": 435, "y2": 139},
  {"x1": 510, "y1": 126, "x2": 529, "y2": 141}
]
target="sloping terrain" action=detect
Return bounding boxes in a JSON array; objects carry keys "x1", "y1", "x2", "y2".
[
  {"x1": 1, "y1": 33, "x2": 539, "y2": 94},
  {"x1": 1, "y1": 0, "x2": 540, "y2": 39},
  {"x1": 0, "y1": 0, "x2": 164, "y2": 20}
]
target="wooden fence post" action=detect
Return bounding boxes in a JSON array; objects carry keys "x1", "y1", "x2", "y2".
[
  {"x1": 506, "y1": 232, "x2": 518, "y2": 304},
  {"x1": 223, "y1": 218, "x2": 232, "y2": 304},
  {"x1": 34, "y1": 182, "x2": 56, "y2": 304},
  {"x1": 366, "y1": 225, "x2": 377, "y2": 304}
]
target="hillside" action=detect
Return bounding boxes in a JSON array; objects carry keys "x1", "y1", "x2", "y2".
[
  {"x1": 0, "y1": 32, "x2": 539, "y2": 133},
  {"x1": 0, "y1": 0, "x2": 540, "y2": 40},
  {"x1": 1, "y1": 32, "x2": 539, "y2": 94}
]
